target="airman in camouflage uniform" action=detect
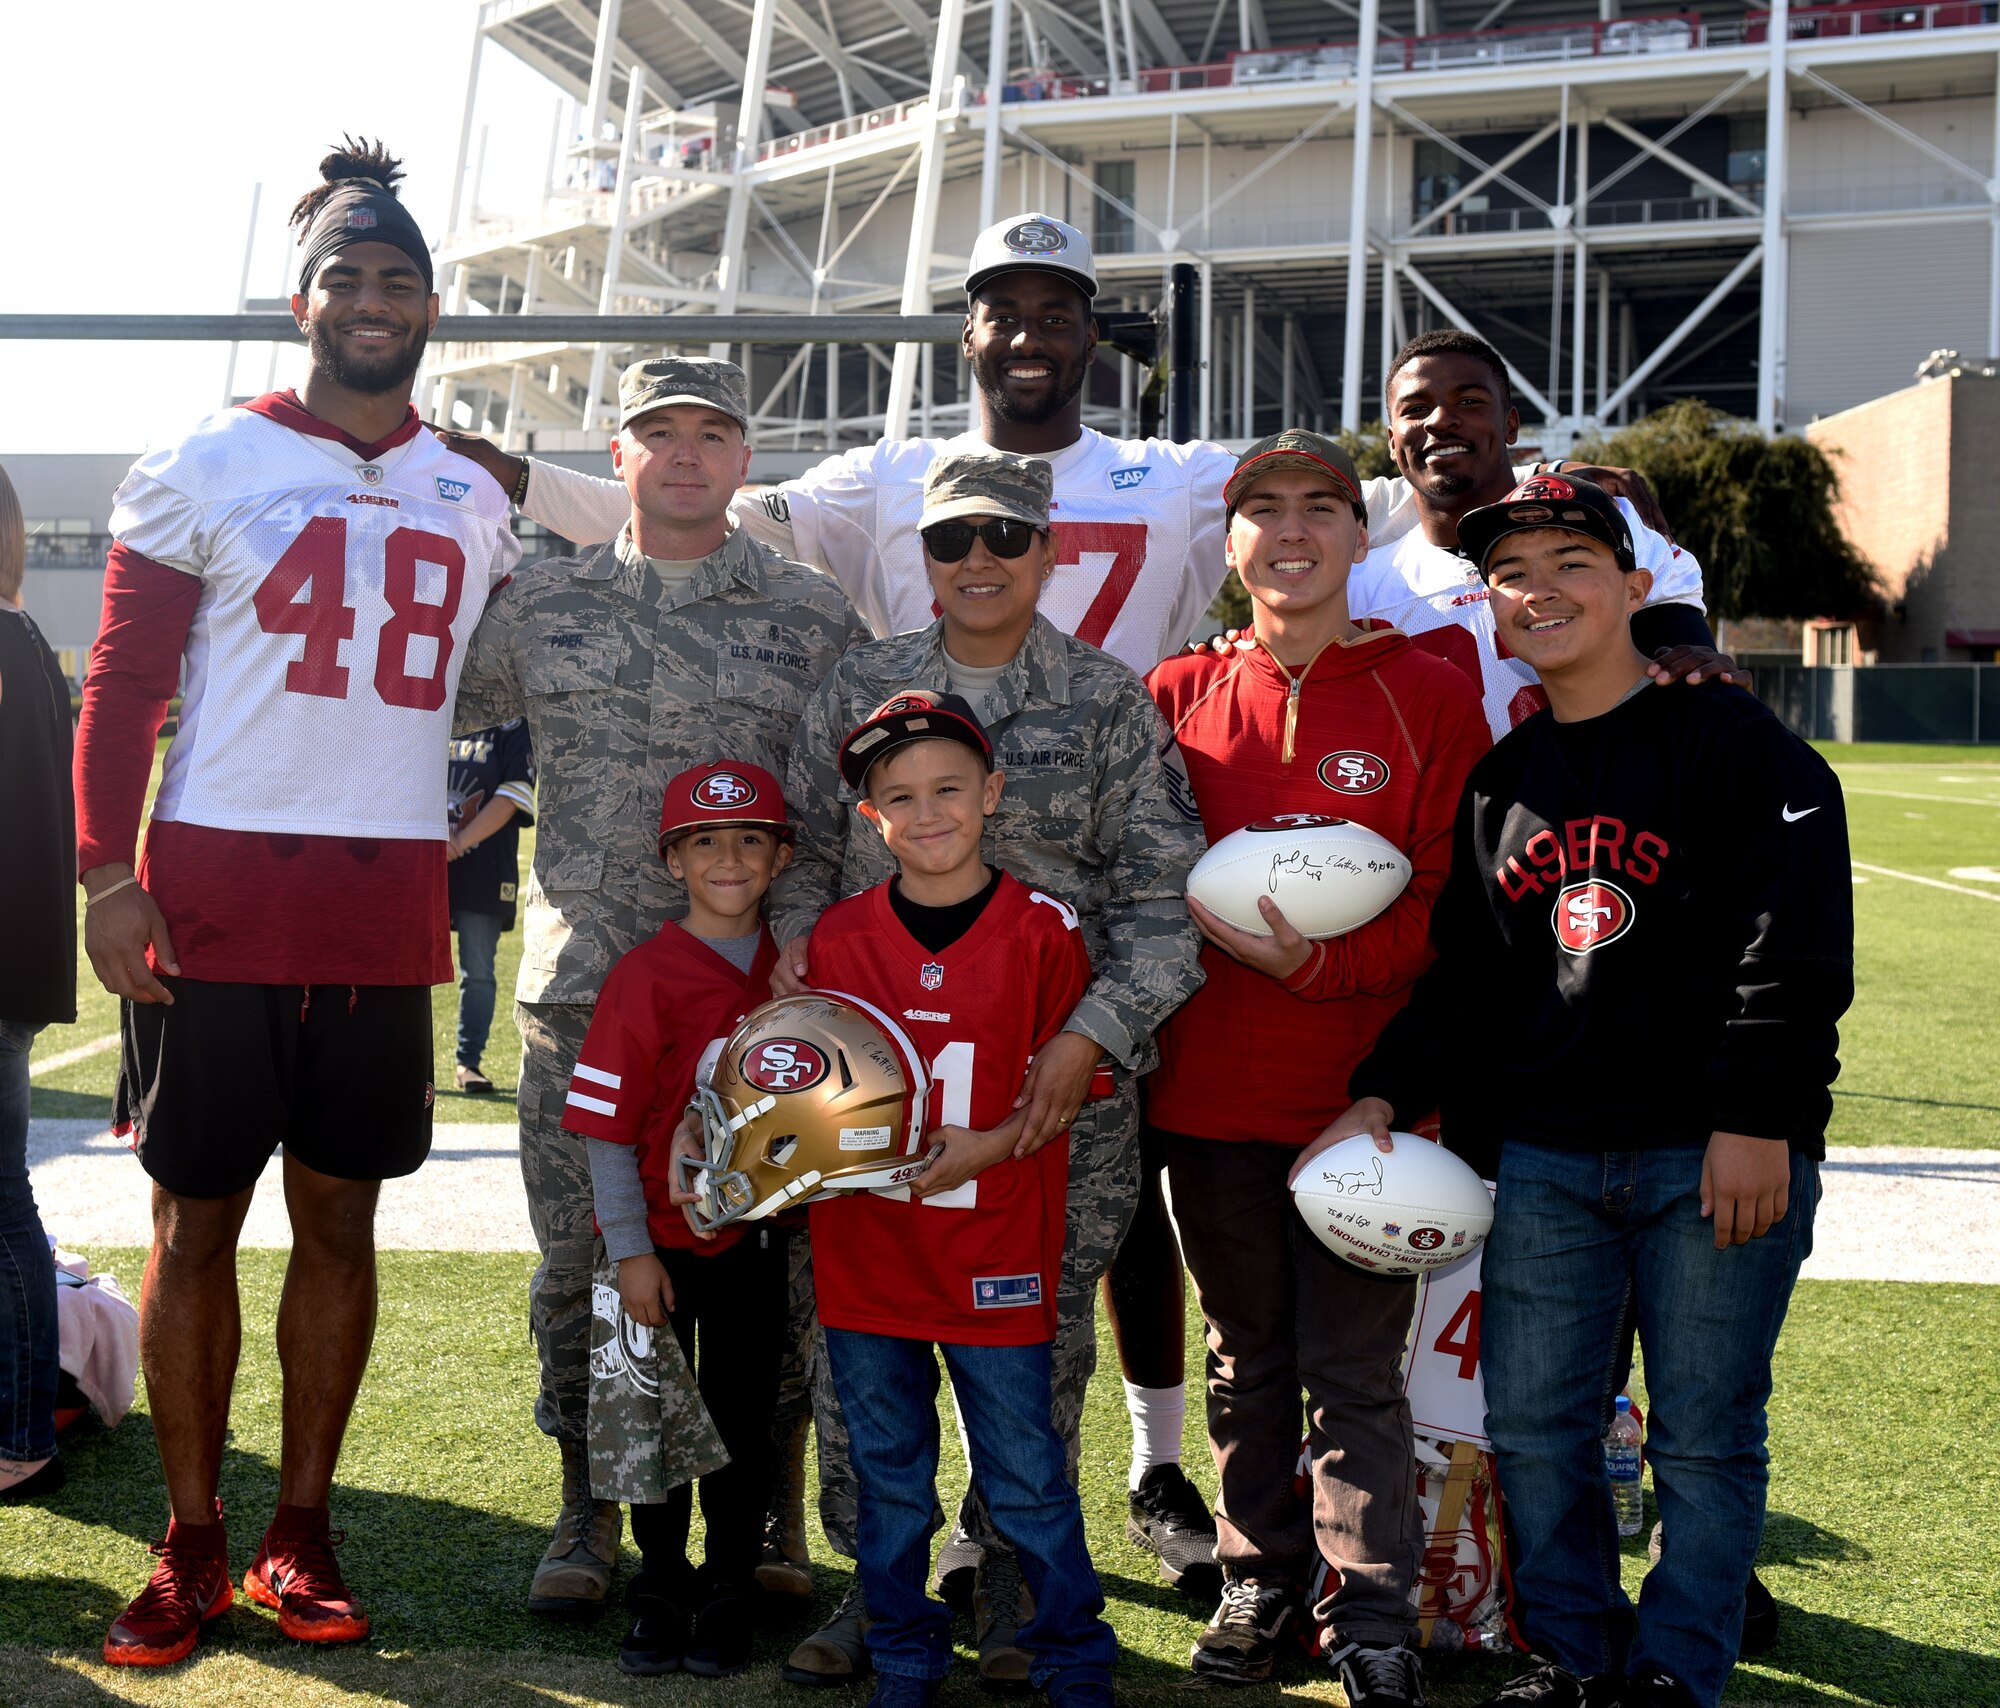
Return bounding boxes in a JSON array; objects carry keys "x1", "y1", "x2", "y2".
[
  {"x1": 453, "y1": 356, "x2": 866, "y2": 1613},
  {"x1": 771, "y1": 450, "x2": 1205, "y2": 1679}
]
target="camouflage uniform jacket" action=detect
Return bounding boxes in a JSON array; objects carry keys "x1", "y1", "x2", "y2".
[
  {"x1": 456, "y1": 524, "x2": 866, "y2": 1005},
  {"x1": 775, "y1": 613, "x2": 1205, "y2": 1074}
]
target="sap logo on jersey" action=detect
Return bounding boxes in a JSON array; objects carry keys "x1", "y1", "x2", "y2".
[
  {"x1": 740, "y1": 1038, "x2": 830, "y2": 1092},
  {"x1": 435, "y1": 476, "x2": 473, "y2": 504},
  {"x1": 1109, "y1": 467, "x2": 1150, "y2": 491},
  {"x1": 1554, "y1": 879, "x2": 1635, "y2": 954},
  {"x1": 1319, "y1": 751, "x2": 1391, "y2": 795}
]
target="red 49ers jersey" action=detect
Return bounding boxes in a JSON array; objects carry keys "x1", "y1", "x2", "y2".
[
  {"x1": 561, "y1": 924, "x2": 779, "y2": 1255},
  {"x1": 805, "y1": 872, "x2": 1091, "y2": 1345},
  {"x1": 110, "y1": 394, "x2": 520, "y2": 841},
  {"x1": 1347, "y1": 499, "x2": 1702, "y2": 739}
]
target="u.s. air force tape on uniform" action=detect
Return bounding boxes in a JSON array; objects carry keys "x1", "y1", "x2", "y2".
[{"x1": 587, "y1": 1250, "x2": 728, "y2": 1504}]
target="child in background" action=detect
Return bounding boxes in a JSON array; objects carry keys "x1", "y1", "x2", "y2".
[
  {"x1": 804, "y1": 690, "x2": 1118, "y2": 1708},
  {"x1": 562, "y1": 761, "x2": 792, "y2": 1678}
]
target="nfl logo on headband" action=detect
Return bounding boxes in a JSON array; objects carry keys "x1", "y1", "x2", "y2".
[{"x1": 345, "y1": 206, "x2": 378, "y2": 231}]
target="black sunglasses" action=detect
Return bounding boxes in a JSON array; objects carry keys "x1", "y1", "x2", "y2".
[{"x1": 920, "y1": 517, "x2": 1043, "y2": 561}]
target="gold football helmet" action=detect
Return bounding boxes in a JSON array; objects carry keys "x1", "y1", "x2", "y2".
[{"x1": 681, "y1": 991, "x2": 933, "y2": 1232}]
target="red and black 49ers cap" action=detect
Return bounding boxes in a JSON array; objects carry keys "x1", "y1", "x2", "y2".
[
  {"x1": 838, "y1": 690, "x2": 994, "y2": 791},
  {"x1": 1457, "y1": 474, "x2": 1638, "y2": 578},
  {"x1": 659, "y1": 760, "x2": 790, "y2": 851}
]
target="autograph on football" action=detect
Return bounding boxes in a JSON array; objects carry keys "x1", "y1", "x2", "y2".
[{"x1": 1316, "y1": 1154, "x2": 1386, "y2": 1198}]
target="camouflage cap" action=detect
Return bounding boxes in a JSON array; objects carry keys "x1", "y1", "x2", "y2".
[
  {"x1": 1224, "y1": 428, "x2": 1366, "y2": 521},
  {"x1": 917, "y1": 449, "x2": 1054, "y2": 531},
  {"x1": 618, "y1": 355, "x2": 750, "y2": 432}
]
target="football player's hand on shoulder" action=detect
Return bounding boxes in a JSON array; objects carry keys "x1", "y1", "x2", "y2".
[
  {"x1": 428, "y1": 425, "x2": 526, "y2": 500},
  {"x1": 770, "y1": 935, "x2": 813, "y2": 997},
  {"x1": 617, "y1": 1252, "x2": 675, "y2": 1326},
  {"x1": 1188, "y1": 893, "x2": 1312, "y2": 981},
  {"x1": 1701, "y1": 1130, "x2": 1792, "y2": 1250},
  {"x1": 1558, "y1": 462, "x2": 1672, "y2": 543},
  {"x1": 912, "y1": 1120, "x2": 1019, "y2": 1197},
  {"x1": 1289, "y1": 1097, "x2": 1398, "y2": 1186},
  {"x1": 1184, "y1": 628, "x2": 1256, "y2": 659},
  {"x1": 1646, "y1": 643, "x2": 1749, "y2": 689},
  {"x1": 82, "y1": 865, "x2": 180, "y2": 1005}
]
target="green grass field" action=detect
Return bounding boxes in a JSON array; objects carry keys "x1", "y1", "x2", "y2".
[
  {"x1": 15, "y1": 740, "x2": 1999, "y2": 1704},
  {"x1": 2, "y1": 1268, "x2": 1993, "y2": 1707}
]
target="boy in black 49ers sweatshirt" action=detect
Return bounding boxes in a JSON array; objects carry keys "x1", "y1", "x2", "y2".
[{"x1": 1300, "y1": 477, "x2": 1853, "y2": 1708}]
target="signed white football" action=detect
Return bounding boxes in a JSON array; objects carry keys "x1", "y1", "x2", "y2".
[
  {"x1": 1187, "y1": 815, "x2": 1411, "y2": 939},
  {"x1": 1292, "y1": 1132, "x2": 1494, "y2": 1276}
]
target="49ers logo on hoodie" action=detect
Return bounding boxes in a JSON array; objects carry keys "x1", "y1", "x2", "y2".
[
  {"x1": 1553, "y1": 879, "x2": 1635, "y2": 954},
  {"x1": 1319, "y1": 750, "x2": 1390, "y2": 795}
]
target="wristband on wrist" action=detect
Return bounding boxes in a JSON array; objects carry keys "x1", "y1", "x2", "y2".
[
  {"x1": 86, "y1": 874, "x2": 141, "y2": 907},
  {"x1": 510, "y1": 459, "x2": 531, "y2": 506}
]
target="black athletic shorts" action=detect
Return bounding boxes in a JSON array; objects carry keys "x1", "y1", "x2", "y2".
[{"x1": 115, "y1": 978, "x2": 435, "y2": 1199}]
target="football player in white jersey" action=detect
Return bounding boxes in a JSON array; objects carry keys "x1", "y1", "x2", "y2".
[
  {"x1": 1345, "y1": 329, "x2": 1743, "y2": 741},
  {"x1": 76, "y1": 141, "x2": 520, "y2": 1668}
]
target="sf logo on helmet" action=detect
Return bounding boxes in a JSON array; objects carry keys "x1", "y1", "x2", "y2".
[
  {"x1": 741, "y1": 1038, "x2": 831, "y2": 1092},
  {"x1": 1553, "y1": 879, "x2": 1635, "y2": 954},
  {"x1": 1318, "y1": 751, "x2": 1390, "y2": 795},
  {"x1": 1005, "y1": 219, "x2": 1065, "y2": 255},
  {"x1": 695, "y1": 771, "x2": 756, "y2": 809},
  {"x1": 1513, "y1": 474, "x2": 1577, "y2": 503},
  {"x1": 1249, "y1": 812, "x2": 1344, "y2": 832}
]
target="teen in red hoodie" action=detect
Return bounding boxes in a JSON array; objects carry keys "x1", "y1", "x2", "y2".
[{"x1": 1144, "y1": 431, "x2": 1488, "y2": 1705}]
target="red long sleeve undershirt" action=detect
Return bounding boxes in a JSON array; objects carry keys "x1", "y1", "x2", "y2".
[{"x1": 75, "y1": 545, "x2": 449, "y2": 987}]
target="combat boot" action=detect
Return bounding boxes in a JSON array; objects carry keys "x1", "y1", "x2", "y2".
[
  {"x1": 756, "y1": 1411, "x2": 813, "y2": 1604},
  {"x1": 529, "y1": 1439, "x2": 623, "y2": 1613}
]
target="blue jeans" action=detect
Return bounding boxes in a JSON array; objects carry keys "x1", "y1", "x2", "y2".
[
  {"x1": 1483, "y1": 1143, "x2": 1819, "y2": 1708},
  {"x1": 824, "y1": 1327, "x2": 1117, "y2": 1690},
  {"x1": 452, "y1": 911, "x2": 505, "y2": 1071},
  {"x1": 0, "y1": 1020, "x2": 57, "y2": 1462}
]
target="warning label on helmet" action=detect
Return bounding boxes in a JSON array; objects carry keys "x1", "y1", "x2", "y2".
[{"x1": 839, "y1": 1125, "x2": 892, "y2": 1151}]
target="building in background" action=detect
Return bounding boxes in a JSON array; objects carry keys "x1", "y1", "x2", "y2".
[
  {"x1": 409, "y1": 0, "x2": 2000, "y2": 455},
  {"x1": 1806, "y1": 358, "x2": 2000, "y2": 666}
]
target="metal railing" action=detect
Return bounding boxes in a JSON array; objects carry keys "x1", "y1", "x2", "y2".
[{"x1": 753, "y1": 98, "x2": 931, "y2": 165}]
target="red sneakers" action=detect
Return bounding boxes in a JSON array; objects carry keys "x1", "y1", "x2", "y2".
[
  {"x1": 243, "y1": 1506, "x2": 371, "y2": 1644},
  {"x1": 103, "y1": 1505, "x2": 234, "y2": 1667}
]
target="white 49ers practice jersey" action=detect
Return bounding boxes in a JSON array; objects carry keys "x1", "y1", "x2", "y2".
[
  {"x1": 1347, "y1": 498, "x2": 1703, "y2": 740},
  {"x1": 112, "y1": 403, "x2": 520, "y2": 841}
]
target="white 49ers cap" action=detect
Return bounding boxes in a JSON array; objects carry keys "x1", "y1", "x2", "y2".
[{"x1": 964, "y1": 212, "x2": 1099, "y2": 300}]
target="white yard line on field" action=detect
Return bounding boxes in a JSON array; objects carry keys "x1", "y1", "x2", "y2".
[
  {"x1": 1852, "y1": 861, "x2": 2000, "y2": 902},
  {"x1": 1838, "y1": 785, "x2": 2000, "y2": 808},
  {"x1": 28, "y1": 1033, "x2": 120, "y2": 1078}
]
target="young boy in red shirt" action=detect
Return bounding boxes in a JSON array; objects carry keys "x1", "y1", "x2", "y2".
[
  {"x1": 805, "y1": 690, "x2": 1118, "y2": 1708},
  {"x1": 561, "y1": 760, "x2": 790, "y2": 1678},
  {"x1": 1144, "y1": 431, "x2": 1491, "y2": 1703}
]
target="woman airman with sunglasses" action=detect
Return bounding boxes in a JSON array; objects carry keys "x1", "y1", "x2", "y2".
[{"x1": 768, "y1": 447, "x2": 1206, "y2": 1682}]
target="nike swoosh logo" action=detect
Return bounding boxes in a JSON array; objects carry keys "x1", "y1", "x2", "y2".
[{"x1": 1782, "y1": 805, "x2": 1820, "y2": 823}]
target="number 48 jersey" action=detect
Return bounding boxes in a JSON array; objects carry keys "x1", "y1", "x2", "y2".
[{"x1": 110, "y1": 395, "x2": 520, "y2": 841}]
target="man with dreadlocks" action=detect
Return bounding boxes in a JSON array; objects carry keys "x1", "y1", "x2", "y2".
[{"x1": 76, "y1": 140, "x2": 520, "y2": 1666}]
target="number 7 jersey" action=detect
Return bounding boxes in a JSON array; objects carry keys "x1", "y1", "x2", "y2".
[{"x1": 110, "y1": 394, "x2": 521, "y2": 841}]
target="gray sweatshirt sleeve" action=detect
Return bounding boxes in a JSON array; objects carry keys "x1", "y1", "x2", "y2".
[{"x1": 585, "y1": 1137, "x2": 656, "y2": 1261}]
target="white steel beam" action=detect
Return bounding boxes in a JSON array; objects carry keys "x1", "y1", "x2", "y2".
[
  {"x1": 447, "y1": 15, "x2": 486, "y2": 241},
  {"x1": 1182, "y1": 107, "x2": 1343, "y2": 242},
  {"x1": 1793, "y1": 66, "x2": 1992, "y2": 191},
  {"x1": 647, "y1": 0, "x2": 746, "y2": 80},
  {"x1": 1199, "y1": 259, "x2": 1214, "y2": 438},
  {"x1": 1993, "y1": 51, "x2": 2000, "y2": 355},
  {"x1": 1606, "y1": 243, "x2": 1764, "y2": 422},
  {"x1": 1399, "y1": 260, "x2": 1558, "y2": 421},
  {"x1": 582, "y1": 65, "x2": 647, "y2": 430},
  {"x1": 1341, "y1": 0, "x2": 1379, "y2": 432},
  {"x1": 772, "y1": 0, "x2": 895, "y2": 109},
  {"x1": 713, "y1": 0, "x2": 782, "y2": 360},
  {"x1": 886, "y1": 0, "x2": 968, "y2": 439},
  {"x1": 1407, "y1": 124, "x2": 1558, "y2": 238},
  {"x1": 1756, "y1": 0, "x2": 1788, "y2": 433},
  {"x1": 1573, "y1": 103, "x2": 1588, "y2": 422},
  {"x1": 980, "y1": 0, "x2": 1012, "y2": 229},
  {"x1": 1380, "y1": 98, "x2": 1555, "y2": 218},
  {"x1": 580, "y1": 0, "x2": 625, "y2": 147},
  {"x1": 1014, "y1": 0, "x2": 1102, "y2": 74},
  {"x1": 1596, "y1": 111, "x2": 1761, "y2": 220}
]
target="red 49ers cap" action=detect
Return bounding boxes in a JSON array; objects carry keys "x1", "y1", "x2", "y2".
[
  {"x1": 1457, "y1": 474, "x2": 1637, "y2": 577},
  {"x1": 658, "y1": 760, "x2": 791, "y2": 853},
  {"x1": 837, "y1": 690, "x2": 994, "y2": 791}
]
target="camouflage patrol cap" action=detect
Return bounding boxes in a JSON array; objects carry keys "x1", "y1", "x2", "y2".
[
  {"x1": 1225, "y1": 429, "x2": 1365, "y2": 522},
  {"x1": 618, "y1": 355, "x2": 750, "y2": 432},
  {"x1": 917, "y1": 449, "x2": 1054, "y2": 531}
]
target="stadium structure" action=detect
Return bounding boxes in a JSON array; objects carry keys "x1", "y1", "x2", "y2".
[{"x1": 418, "y1": 0, "x2": 2000, "y2": 457}]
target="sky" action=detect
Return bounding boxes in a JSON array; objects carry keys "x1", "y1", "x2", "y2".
[{"x1": 0, "y1": 1, "x2": 565, "y2": 454}]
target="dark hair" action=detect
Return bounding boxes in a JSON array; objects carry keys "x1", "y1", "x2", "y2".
[
  {"x1": 0, "y1": 463, "x2": 21, "y2": 603},
  {"x1": 1384, "y1": 329, "x2": 1513, "y2": 417},
  {"x1": 288, "y1": 136, "x2": 407, "y2": 237}
]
